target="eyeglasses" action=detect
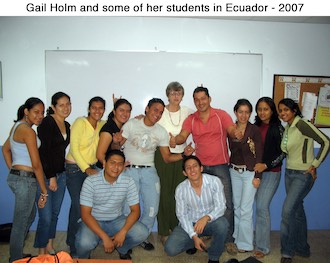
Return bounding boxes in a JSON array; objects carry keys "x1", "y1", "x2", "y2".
[{"x1": 169, "y1": 91, "x2": 183, "y2": 97}]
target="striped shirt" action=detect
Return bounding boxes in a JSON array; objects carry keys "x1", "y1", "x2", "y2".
[
  {"x1": 80, "y1": 171, "x2": 139, "y2": 221},
  {"x1": 175, "y1": 173, "x2": 226, "y2": 238}
]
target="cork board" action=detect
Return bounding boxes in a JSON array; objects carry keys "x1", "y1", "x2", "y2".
[{"x1": 273, "y1": 74, "x2": 330, "y2": 127}]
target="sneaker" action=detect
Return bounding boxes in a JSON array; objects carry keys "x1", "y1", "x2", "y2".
[
  {"x1": 186, "y1": 248, "x2": 197, "y2": 255},
  {"x1": 208, "y1": 260, "x2": 219, "y2": 263},
  {"x1": 225, "y1": 243, "x2": 238, "y2": 255},
  {"x1": 139, "y1": 241, "x2": 155, "y2": 251},
  {"x1": 280, "y1": 257, "x2": 292, "y2": 263},
  {"x1": 119, "y1": 252, "x2": 132, "y2": 260}
]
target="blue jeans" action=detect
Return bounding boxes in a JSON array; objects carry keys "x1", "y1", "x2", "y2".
[
  {"x1": 34, "y1": 171, "x2": 67, "y2": 248},
  {"x1": 164, "y1": 216, "x2": 229, "y2": 261},
  {"x1": 65, "y1": 163, "x2": 87, "y2": 256},
  {"x1": 280, "y1": 169, "x2": 313, "y2": 258},
  {"x1": 7, "y1": 173, "x2": 37, "y2": 263},
  {"x1": 75, "y1": 215, "x2": 149, "y2": 258},
  {"x1": 203, "y1": 164, "x2": 234, "y2": 243},
  {"x1": 123, "y1": 167, "x2": 160, "y2": 233},
  {"x1": 255, "y1": 171, "x2": 281, "y2": 254},
  {"x1": 230, "y1": 169, "x2": 257, "y2": 251}
]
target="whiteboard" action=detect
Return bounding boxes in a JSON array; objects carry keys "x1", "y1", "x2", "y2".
[{"x1": 46, "y1": 51, "x2": 262, "y2": 123}]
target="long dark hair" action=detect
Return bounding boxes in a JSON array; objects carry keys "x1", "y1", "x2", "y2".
[
  {"x1": 107, "y1": 98, "x2": 132, "y2": 121},
  {"x1": 15, "y1": 97, "x2": 44, "y2": 122},
  {"x1": 278, "y1": 98, "x2": 303, "y2": 118},
  {"x1": 255, "y1": 97, "x2": 280, "y2": 126},
  {"x1": 47, "y1": 92, "x2": 71, "y2": 116}
]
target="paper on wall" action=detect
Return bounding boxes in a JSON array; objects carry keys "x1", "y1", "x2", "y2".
[
  {"x1": 302, "y1": 92, "x2": 318, "y2": 121},
  {"x1": 285, "y1": 82, "x2": 300, "y2": 102}
]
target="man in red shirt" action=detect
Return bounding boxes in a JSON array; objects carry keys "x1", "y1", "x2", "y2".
[{"x1": 170, "y1": 86, "x2": 240, "y2": 255}]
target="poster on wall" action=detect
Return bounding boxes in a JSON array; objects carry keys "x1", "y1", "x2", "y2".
[
  {"x1": 284, "y1": 82, "x2": 300, "y2": 102},
  {"x1": 315, "y1": 85, "x2": 330, "y2": 126}
]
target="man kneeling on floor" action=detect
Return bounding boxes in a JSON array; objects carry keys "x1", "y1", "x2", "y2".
[
  {"x1": 164, "y1": 155, "x2": 229, "y2": 263},
  {"x1": 75, "y1": 150, "x2": 149, "y2": 260}
]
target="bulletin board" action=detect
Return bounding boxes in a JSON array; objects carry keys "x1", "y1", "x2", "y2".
[{"x1": 273, "y1": 74, "x2": 330, "y2": 127}]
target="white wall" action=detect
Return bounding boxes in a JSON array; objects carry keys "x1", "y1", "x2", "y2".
[
  {"x1": 1, "y1": 17, "x2": 330, "y2": 142},
  {"x1": 1, "y1": 16, "x2": 330, "y2": 231}
]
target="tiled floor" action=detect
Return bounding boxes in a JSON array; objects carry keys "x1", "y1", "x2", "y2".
[{"x1": 1, "y1": 231, "x2": 330, "y2": 263}]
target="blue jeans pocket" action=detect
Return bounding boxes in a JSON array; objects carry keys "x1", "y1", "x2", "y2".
[{"x1": 65, "y1": 163, "x2": 81, "y2": 175}]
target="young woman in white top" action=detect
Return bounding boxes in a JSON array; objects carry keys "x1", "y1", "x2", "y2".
[{"x1": 2, "y1": 97, "x2": 48, "y2": 263}]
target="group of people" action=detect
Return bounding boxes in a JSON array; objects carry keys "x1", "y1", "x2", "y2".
[{"x1": 2, "y1": 82, "x2": 329, "y2": 263}]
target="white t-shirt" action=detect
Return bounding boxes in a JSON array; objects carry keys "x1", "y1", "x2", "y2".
[
  {"x1": 157, "y1": 106, "x2": 194, "y2": 153},
  {"x1": 122, "y1": 118, "x2": 169, "y2": 166}
]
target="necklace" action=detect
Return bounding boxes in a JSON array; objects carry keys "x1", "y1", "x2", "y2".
[{"x1": 168, "y1": 108, "x2": 181, "y2": 127}]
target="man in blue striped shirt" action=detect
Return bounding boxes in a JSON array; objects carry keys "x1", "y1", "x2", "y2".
[
  {"x1": 164, "y1": 155, "x2": 229, "y2": 263},
  {"x1": 75, "y1": 150, "x2": 149, "y2": 260}
]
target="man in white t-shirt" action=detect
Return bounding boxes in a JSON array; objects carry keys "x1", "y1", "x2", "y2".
[{"x1": 118, "y1": 98, "x2": 194, "y2": 250}]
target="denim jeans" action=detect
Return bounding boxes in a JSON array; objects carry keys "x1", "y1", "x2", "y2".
[
  {"x1": 7, "y1": 172, "x2": 37, "y2": 263},
  {"x1": 34, "y1": 171, "x2": 67, "y2": 248},
  {"x1": 280, "y1": 169, "x2": 313, "y2": 258},
  {"x1": 164, "y1": 216, "x2": 229, "y2": 261},
  {"x1": 65, "y1": 163, "x2": 87, "y2": 256},
  {"x1": 75, "y1": 215, "x2": 149, "y2": 258},
  {"x1": 255, "y1": 171, "x2": 281, "y2": 254},
  {"x1": 230, "y1": 169, "x2": 257, "y2": 251},
  {"x1": 123, "y1": 167, "x2": 160, "y2": 233},
  {"x1": 203, "y1": 164, "x2": 234, "y2": 243}
]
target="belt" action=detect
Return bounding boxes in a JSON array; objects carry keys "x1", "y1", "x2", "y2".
[
  {"x1": 126, "y1": 165, "x2": 151, "y2": 168},
  {"x1": 230, "y1": 164, "x2": 247, "y2": 174},
  {"x1": 10, "y1": 169, "x2": 35, "y2": 178}
]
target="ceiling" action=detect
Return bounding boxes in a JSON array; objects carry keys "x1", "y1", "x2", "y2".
[{"x1": 202, "y1": 16, "x2": 330, "y2": 24}]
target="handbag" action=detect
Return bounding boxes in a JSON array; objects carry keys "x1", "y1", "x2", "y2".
[{"x1": 13, "y1": 251, "x2": 73, "y2": 263}]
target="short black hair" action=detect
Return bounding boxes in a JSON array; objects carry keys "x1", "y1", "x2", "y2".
[
  {"x1": 182, "y1": 155, "x2": 202, "y2": 171},
  {"x1": 147, "y1": 98, "x2": 165, "y2": 108},
  {"x1": 193, "y1": 86, "x2": 210, "y2": 97},
  {"x1": 105, "y1": 149, "x2": 125, "y2": 162}
]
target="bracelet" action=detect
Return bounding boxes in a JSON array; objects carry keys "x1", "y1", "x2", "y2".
[{"x1": 40, "y1": 192, "x2": 48, "y2": 197}]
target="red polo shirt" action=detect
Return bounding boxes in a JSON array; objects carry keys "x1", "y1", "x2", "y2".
[{"x1": 182, "y1": 107, "x2": 234, "y2": 166}]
